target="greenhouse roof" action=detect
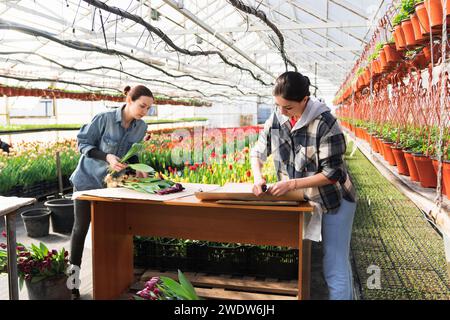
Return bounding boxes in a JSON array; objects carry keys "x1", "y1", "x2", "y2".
[{"x1": 0, "y1": 0, "x2": 390, "y2": 102}]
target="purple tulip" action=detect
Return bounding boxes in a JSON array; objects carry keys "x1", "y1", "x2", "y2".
[
  {"x1": 136, "y1": 288, "x2": 152, "y2": 300},
  {"x1": 0, "y1": 243, "x2": 6, "y2": 249},
  {"x1": 1, "y1": 230, "x2": 6, "y2": 238},
  {"x1": 16, "y1": 246, "x2": 25, "y2": 251}
]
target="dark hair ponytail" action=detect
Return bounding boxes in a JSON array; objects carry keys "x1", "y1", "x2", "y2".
[
  {"x1": 124, "y1": 85, "x2": 153, "y2": 101},
  {"x1": 273, "y1": 71, "x2": 310, "y2": 102}
]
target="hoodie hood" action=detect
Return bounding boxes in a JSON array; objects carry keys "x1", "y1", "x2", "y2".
[{"x1": 275, "y1": 98, "x2": 330, "y2": 131}]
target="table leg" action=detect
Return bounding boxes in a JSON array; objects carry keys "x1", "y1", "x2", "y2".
[
  {"x1": 91, "y1": 202, "x2": 133, "y2": 300},
  {"x1": 298, "y1": 214, "x2": 311, "y2": 300},
  {"x1": 301, "y1": 240, "x2": 311, "y2": 300},
  {"x1": 5, "y1": 212, "x2": 18, "y2": 300}
]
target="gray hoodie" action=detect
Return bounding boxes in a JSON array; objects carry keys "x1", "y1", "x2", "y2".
[{"x1": 275, "y1": 97, "x2": 331, "y2": 131}]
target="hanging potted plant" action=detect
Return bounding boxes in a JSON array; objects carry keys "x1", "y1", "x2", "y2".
[
  {"x1": 17, "y1": 242, "x2": 71, "y2": 300},
  {"x1": 410, "y1": 11, "x2": 427, "y2": 43},
  {"x1": 424, "y1": 0, "x2": 443, "y2": 32},
  {"x1": 392, "y1": 9, "x2": 408, "y2": 50},
  {"x1": 415, "y1": 1, "x2": 431, "y2": 34}
]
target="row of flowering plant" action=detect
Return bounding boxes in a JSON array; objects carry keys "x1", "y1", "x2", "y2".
[{"x1": 135, "y1": 270, "x2": 200, "y2": 300}]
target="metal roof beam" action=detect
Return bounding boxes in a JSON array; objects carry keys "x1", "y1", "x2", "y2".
[{"x1": 162, "y1": 0, "x2": 276, "y2": 81}]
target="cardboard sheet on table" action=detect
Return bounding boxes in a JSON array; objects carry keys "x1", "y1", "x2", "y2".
[
  {"x1": 72, "y1": 183, "x2": 220, "y2": 202},
  {"x1": 195, "y1": 183, "x2": 304, "y2": 201}
]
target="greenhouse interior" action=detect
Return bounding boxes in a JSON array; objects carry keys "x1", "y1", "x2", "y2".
[{"x1": 0, "y1": 0, "x2": 449, "y2": 304}]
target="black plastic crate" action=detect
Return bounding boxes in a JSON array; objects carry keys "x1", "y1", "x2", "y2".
[
  {"x1": 248, "y1": 246, "x2": 298, "y2": 280},
  {"x1": 133, "y1": 237, "x2": 190, "y2": 272},
  {"x1": 188, "y1": 242, "x2": 249, "y2": 276}
]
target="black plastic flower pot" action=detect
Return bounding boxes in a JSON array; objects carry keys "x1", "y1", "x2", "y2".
[
  {"x1": 44, "y1": 199, "x2": 74, "y2": 234},
  {"x1": 20, "y1": 209, "x2": 51, "y2": 238}
]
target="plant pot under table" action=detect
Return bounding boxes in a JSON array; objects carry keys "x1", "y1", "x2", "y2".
[{"x1": 25, "y1": 275, "x2": 71, "y2": 300}]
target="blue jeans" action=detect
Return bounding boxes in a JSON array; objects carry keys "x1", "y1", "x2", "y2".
[{"x1": 322, "y1": 198, "x2": 356, "y2": 300}]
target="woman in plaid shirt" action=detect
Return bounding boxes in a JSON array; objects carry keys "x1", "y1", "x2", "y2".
[{"x1": 251, "y1": 71, "x2": 357, "y2": 300}]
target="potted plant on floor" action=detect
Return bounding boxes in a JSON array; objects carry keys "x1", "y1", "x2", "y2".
[
  {"x1": 134, "y1": 270, "x2": 200, "y2": 300},
  {"x1": 17, "y1": 242, "x2": 71, "y2": 300}
]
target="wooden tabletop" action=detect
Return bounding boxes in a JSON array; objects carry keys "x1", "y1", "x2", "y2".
[
  {"x1": 77, "y1": 194, "x2": 313, "y2": 212},
  {"x1": 0, "y1": 196, "x2": 36, "y2": 217}
]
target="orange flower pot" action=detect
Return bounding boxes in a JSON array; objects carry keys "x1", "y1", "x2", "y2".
[
  {"x1": 384, "y1": 44, "x2": 401, "y2": 64},
  {"x1": 371, "y1": 136, "x2": 380, "y2": 153},
  {"x1": 413, "y1": 154, "x2": 437, "y2": 188},
  {"x1": 416, "y1": 2, "x2": 431, "y2": 34},
  {"x1": 444, "y1": 162, "x2": 450, "y2": 198},
  {"x1": 410, "y1": 13, "x2": 427, "y2": 43},
  {"x1": 363, "y1": 68, "x2": 371, "y2": 85},
  {"x1": 379, "y1": 50, "x2": 389, "y2": 71},
  {"x1": 432, "y1": 159, "x2": 447, "y2": 195},
  {"x1": 377, "y1": 139, "x2": 386, "y2": 158},
  {"x1": 412, "y1": 52, "x2": 428, "y2": 69},
  {"x1": 392, "y1": 147, "x2": 410, "y2": 176},
  {"x1": 401, "y1": 19, "x2": 417, "y2": 47},
  {"x1": 383, "y1": 142, "x2": 397, "y2": 166},
  {"x1": 425, "y1": 0, "x2": 443, "y2": 31},
  {"x1": 394, "y1": 25, "x2": 406, "y2": 50},
  {"x1": 404, "y1": 151, "x2": 420, "y2": 182}
]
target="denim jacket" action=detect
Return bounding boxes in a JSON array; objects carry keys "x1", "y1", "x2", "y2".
[{"x1": 70, "y1": 106, "x2": 147, "y2": 191}]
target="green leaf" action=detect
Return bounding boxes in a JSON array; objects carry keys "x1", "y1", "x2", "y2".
[
  {"x1": 31, "y1": 275, "x2": 46, "y2": 283},
  {"x1": 39, "y1": 242, "x2": 48, "y2": 256},
  {"x1": 177, "y1": 270, "x2": 199, "y2": 300},
  {"x1": 121, "y1": 143, "x2": 145, "y2": 163},
  {"x1": 128, "y1": 163, "x2": 155, "y2": 173},
  {"x1": 159, "y1": 276, "x2": 191, "y2": 300}
]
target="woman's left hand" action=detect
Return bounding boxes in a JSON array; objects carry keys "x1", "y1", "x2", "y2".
[
  {"x1": 268, "y1": 180, "x2": 295, "y2": 197},
  {"x1": 135, "y1": 171, "x2": 148, "y2": 178}
]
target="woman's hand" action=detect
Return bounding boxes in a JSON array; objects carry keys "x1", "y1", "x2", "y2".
[
  {"x1": 135, "y1": 171, "x2": 148, "y2": 178},
  {"x1": 252, "y1": 177, "x2": 267, "y2": 196},
  {"x1": 106, "y1": 154, "x2": 128, "y2": 172},
  {"x1": 268, "y1": 180, "x2": 295, "y2": 197}
]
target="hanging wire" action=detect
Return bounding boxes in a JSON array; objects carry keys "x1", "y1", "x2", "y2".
[
  {"x1": 99, "y1": 9, "x2": 108, "y2": 49},
  {"x1": 226, "y1": 0, "x2": 297, "y2": 72},
  {"x1": 0, "y1": 51, "x2": 257, "y2": 97},
  {"x1": 0, "y1": 19, "x2": 252, "y2": 93},
  {"x1": 81, "y1": 0, "x2": 272, "y2": 86},
  {"x1": 434, "y1": 0, "x2": 448, "y2": 213}
]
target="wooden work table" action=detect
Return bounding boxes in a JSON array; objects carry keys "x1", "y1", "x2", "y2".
[{"x1": 78, "y1": 194, "x2": 314, "y2": 300}]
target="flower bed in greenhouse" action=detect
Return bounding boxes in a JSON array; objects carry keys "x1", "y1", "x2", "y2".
[{"x1": 0, "y1": 125, "x2": 270, "y2": 196}]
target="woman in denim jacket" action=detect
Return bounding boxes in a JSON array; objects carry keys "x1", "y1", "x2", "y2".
[{"x1": 69, "y1": 85, "x2": 154, "y2": 299}]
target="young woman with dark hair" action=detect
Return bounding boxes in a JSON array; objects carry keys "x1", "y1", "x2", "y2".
[
  {"x1": 69, "y1": 85, "x2": 154, "y2": 299},
  {"x1": 251, "y1": 71, "x2": 357, "y2": 300}
]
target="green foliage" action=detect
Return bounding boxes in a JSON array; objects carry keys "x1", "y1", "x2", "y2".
[
  {"x1": 159, "y1": 270, "x2": 200, "y2": 300},
  {"x1": 392, "y1": 10, "x2": 409, "y2": 26},
  {"x1": 16, "y1": 242, "x2": 69, "y2": 290}
]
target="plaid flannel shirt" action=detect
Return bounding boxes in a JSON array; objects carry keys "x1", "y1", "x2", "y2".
[{"x1": 251, "y1": 106, "x2": 356, "y2": 213}]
